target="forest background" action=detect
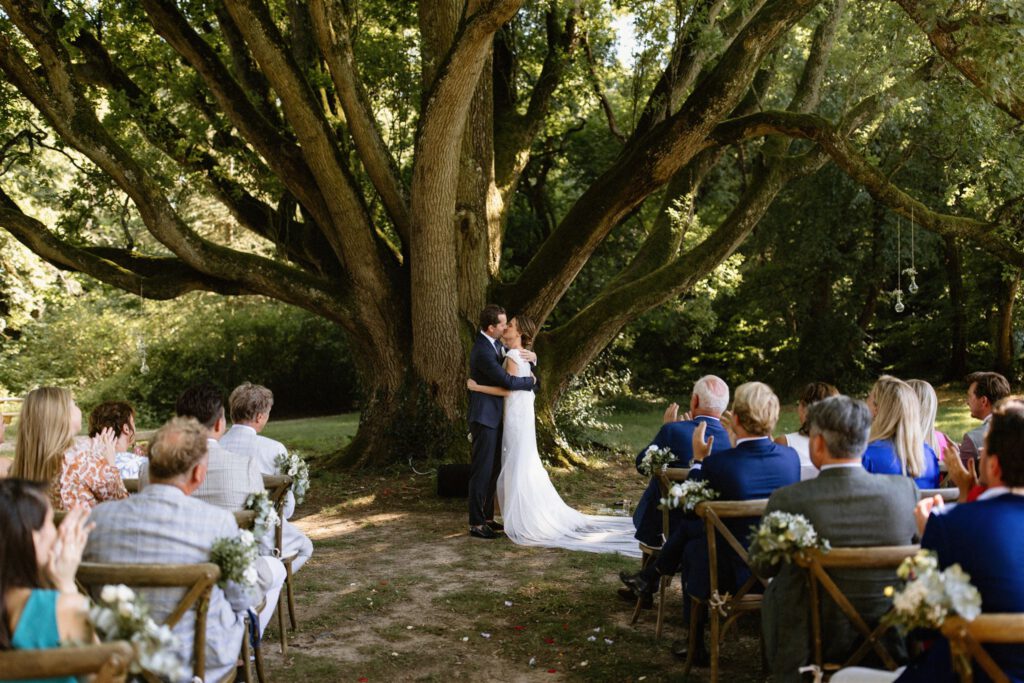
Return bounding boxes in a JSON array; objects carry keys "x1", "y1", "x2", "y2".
[{"x1": 1, "y1": 0, "x2": 1023, "y2": 467}]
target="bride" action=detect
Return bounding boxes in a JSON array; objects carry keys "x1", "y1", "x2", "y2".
[{"x1": 468, "y1": 315, "x2": 640, "y2": 557}]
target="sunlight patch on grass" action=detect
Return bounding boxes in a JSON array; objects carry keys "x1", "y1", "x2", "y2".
[{"x1": 304, "y1": 511, "x2": 407, "y2": 541}]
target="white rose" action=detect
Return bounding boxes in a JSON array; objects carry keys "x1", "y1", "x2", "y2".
[
  {"x1": 116, "y1": 585, "x2": 135, "y2": 603},
  {"x1": 101, "y1": 585, "x2": 119, "y2": 603},
  {"x1": 118, "y1": 602, "x2": 135, "y2": 618},
  {"x1": 239, "y1": 530, "x2": 255, "y2": 545},
  {"x1": 242, "y1": 566, "x2": 259, "y2": 586}
]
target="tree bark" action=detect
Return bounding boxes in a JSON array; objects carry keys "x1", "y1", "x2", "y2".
[{"x1": 995, "y1": 269, "x2": 1021, "y2": 380}]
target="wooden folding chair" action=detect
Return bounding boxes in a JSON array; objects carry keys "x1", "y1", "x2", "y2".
[
  {"x1": 942, "y1": 614, "x2": 1024, "y2": 683},
  {"x1": 631, "y1": 467, "x2": 690, "y2": 638},
  {"x1": 75, "y1": 562, "x2": 234, "y2": 683},
  {"x1": 0, "y1": 641, "x2": 134, "y2": 682},
  {"x1": 794, "y1": 545, "x2": 920, "y2": 674},
  {"x1": 233, "y1": 509, "x2": 267, "y2": 683},
  {"x1": 263, "y1": 473, "x2": 297, "y2": 655},
  {"x1": 684, "y1": 499, "x2": 769, "y2": 683},
  {"x1": 918, "y1": 488, "x2": 959, "y2": 503}
]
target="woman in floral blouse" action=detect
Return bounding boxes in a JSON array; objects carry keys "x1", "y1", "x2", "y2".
[{"x1": 10, "y1": 387, "x2": 127, "y2": 510}]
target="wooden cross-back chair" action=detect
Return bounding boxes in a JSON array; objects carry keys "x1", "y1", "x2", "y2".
[
  {"x1": 231, "y1": 510, "x2": 268, "y2": 683},
  {"x1": 76, "y1": 562, "x2": 224, "y2": 683},
  {"x1": 794, "y1": 545, "x2": 920, "y2": 674},
  {"x1": 0, "y1": 641, "x2": 134, "y2": 682},
  {"x1": 632, "y1": 467, "x2": 690, "y2": 638},
  {"x1": 684, "y1": 499, "x2": 769, "y2": 683},
  {"x1": 262, "y1": 473, "x2": 297, "y2": 655},
  {"x1": 942, "y1": 614, "x2": 1024, "y2": 683}
]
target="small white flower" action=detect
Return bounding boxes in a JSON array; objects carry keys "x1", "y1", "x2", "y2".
[
  {"x1": 587, "y1": 635, "x2": 596, "y2": 642},
  {"x1": 461, "y1": 636, "x2": 469, "y2": 642},
  {"x1": 604, "y1": 638, "x2": 613, "y2": 645},
  {"x1": 242, "y1": 566, "x2": 259, "y2": 586},
  {"x1": 239, "y1": 530, "x2": 255, "y2": 545},
  {"x1": 115, "y1": 585, "x2": 135, "y2": 603},
  {"x1": 480, "y1": 632, "x2": 491, "y2": 639},
  {"x1": 504, "y1": 601, "x2": 513, "y2": 607},
  {"x1": 101, "y1": 585, "x2": 118, "y2": 603},
  {"x1": 118, "y1": 602, "x2": 134, "y2": 618}
]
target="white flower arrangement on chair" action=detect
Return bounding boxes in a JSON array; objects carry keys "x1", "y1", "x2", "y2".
[
  {"x1": 749, "y1": 511, "x2": 831, "y2": 567},
  {"x1": 88, "y1": 584, "x2": 186, "y2": 680},
  {"x1": 883, "y1": 549, "x2": 981, "y2": 632},
  {"x1": 659, "y1": 480, "x2": 719, "y2": 512}
]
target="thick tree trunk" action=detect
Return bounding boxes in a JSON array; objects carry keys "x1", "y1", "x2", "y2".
[
  {"x1": 944, "y1": 235, "x2": 968, "y2": 379},
  {"x1": 995, "y1": 269, "x2": 1020, "y2": 379}
]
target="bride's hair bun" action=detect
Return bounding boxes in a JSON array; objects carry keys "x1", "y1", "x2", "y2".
[{"x1": 514, "y1": 314, "x2": 538, "y2": 350}]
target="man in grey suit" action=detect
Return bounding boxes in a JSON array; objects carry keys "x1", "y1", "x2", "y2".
[
  {"x1": 142, "y1": 383, "x2": 265, "y2": 511},
  {"x1": 751, "y1": 396, "x2": 918, "y2": 683},
  {"x1": 87, "y1": 417, "x2": 282, "y2": 682}
]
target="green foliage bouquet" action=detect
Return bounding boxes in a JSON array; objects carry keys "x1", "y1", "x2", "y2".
[
  {"x1": 275, "y1": 451, "x2": 310, "y2": 505},
  {"x1": 638, "y1": 445, "x2": 675, "y2": 477},
  {"x1": 244, "y1": 490, "x2": 281, "y2": 539},
  {"x1": 883, "y1": 550, "x2": 982, "y2": 633},
  {"x1": 211, "y1": 531, "x2": 260, "y2": 588},
  {"x1": 88, "y1": 584, "x2": 185, "y2": 680},
  {"x1": 659, "y1": 480, "x2": 719, "y2": 512},
  {"x1": 749, "y1": 512, "x2": 830, "y2": 567}
]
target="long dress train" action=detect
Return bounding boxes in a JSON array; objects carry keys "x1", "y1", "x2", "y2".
[{"x1": 496, "y1": 349, "x2": 640, "y2": 558}]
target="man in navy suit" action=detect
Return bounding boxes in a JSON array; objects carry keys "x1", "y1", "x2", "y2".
[
  {"x1": 467, "y1": 304, "x2": 536, "y2": 539},
  {"x1": 621, "y1": 381, "x2": 800, "y2": 663},
  {"x1": 632, "y1": 375, "x2": 732, "y2": 548}
]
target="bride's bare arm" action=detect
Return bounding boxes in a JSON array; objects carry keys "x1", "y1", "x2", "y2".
[{"x1": 467, "y1": 379, "x2": 511, "y2": 396}]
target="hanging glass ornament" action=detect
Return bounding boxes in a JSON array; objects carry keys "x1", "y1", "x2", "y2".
[
  {"x1": 893, "y1": 213, "x2": 905, "y2": 313},
  {"x1": 135, "y1": 333, "x2": 150, "y2": 375},
  {"x1": 907, "y1": 204, "x2": 919, "y2": 293}
]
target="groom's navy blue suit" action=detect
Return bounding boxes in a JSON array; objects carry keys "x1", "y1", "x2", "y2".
[
  {"x1": 632, "y1": 416, "x2": 731, "y2": 546},
  {"x1": 468, "y1": 332, "x2": 535, "y2": 527}
]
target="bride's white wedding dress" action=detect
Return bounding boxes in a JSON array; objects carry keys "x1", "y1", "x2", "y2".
[{"x1": 496, "y1": 349, "x2": 640, "y2": 557}]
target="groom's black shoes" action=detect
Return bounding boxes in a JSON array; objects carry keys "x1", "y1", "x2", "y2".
[
  {"x1": 469, "y1": 524, "x2": 497, "y2": 539},
  {"x1": 619, "y1": 570, "x2": 650, "y2": 597},
  {"x1": 485, "y1": 520, "x2": 504, "y2": 532}
]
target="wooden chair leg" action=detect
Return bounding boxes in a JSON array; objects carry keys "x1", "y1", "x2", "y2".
[
  {"x1": 682, "y1": 596, "x2": 701, "y2": 677},
  {"x1": 710, "y1": 598, "x2": 721, "y2": 683},
  {"x1": 253, "y1": 633, "x2": 267, "y2": 683},
  {"x1": 240, "y1": 620, "x2": 254, "y2": 683},
  {"x1": 277, "y1": 587, "x2": 288, "y2": 655},
  {"x1": 655, "y1": 574, "x2": 669, "y2": 640},
  {"x1": 285, "y1": 558, "x2": 297, "y2": 631}
]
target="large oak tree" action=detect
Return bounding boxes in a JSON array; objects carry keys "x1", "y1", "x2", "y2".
[{"x1": 1, "y1": 0, "x2": 1022, "y2": 466}]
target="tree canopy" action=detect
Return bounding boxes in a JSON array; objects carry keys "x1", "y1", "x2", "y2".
[{"x1": 1, "y1": 0, "x2": 1023, "y2": 465}]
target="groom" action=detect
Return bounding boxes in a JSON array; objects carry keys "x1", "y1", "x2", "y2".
[{"x1": 467, "y1": 304, "x2": 537, "y2": 539}]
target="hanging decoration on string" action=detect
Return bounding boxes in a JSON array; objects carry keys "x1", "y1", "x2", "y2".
[
  {"x1": 893, "y1": 213, "x2": 905, "y2": 313},
  {"x1": 906, "y1": 205, "x2": 919, "y2": 294},
  {"x1": 135, "y1": 333, "x2": 150, "y2": 375}
]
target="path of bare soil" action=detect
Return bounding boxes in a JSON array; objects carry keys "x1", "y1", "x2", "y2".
[{"x1": 260, "y1": 458, "x2": 764, "y2": 682}]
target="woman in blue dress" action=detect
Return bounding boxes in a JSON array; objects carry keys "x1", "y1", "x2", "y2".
[
  {"x1": 864, "y1": 375, "x2": 941, "y2": 488},
  {"x1": 1, "y1": 478, "x2": 94, "y2": 681}
]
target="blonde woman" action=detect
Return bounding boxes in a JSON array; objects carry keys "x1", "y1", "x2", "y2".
[
  {"x1": 908, "y1": 379, "x2": 951, "y2": 464},
  {"x1": 864, "y1": 376, "x2": 940, "y2": 487},
  {"x1": 11, "y1": 388, "x2": 126, "y2": 510}
]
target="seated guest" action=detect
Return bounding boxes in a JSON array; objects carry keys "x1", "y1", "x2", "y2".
[
  {"x1": 89, "y1": 401, "x2": 146, "y2": 480},
  {"x1": 1, "y1": 478, "x2": 93, "y2": 672},
  {"x1": 863, "y1": 376, "x2": 940, "y2": 488},
  {"x1": 141, "y1": 384, "x2": 262, "y2": 511},
  {"x1": 221, "y1": 382, "x2": 313, "y2": 572},
  {"x1": 754, "y1": 396, "x2": 918, "y2": 682},
  {"x1": 834, "y1": 396, "x2": 1024, "y2": 683},
  {"x1": 908, "y1": 380, "x2": 950, "y2": 465},
  {"x1": 775, "y1": 382, "x2": 839, "y2": 479},
  {"x1": 86, "y1": 417, "x2": 285, "y2": 681},
  {"x1": 959, "y1": 371, "x2": 1010, "y2": 467},
  {"x1": 621, "y1": 381, "x2": 800, "y2": 663},
  {"x1": 631, "y1": 375, "x2": 731, "y2": 548},
  {"x1": 11, "y1": 387, "x2": 127, "y2": 510}
]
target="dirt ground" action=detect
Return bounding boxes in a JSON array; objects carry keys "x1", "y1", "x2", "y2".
[{"x1": 263, "y1": 457, "x2": 765, "y2": 682}]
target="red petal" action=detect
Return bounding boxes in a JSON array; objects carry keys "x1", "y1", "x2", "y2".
[{"x1": 547, "y1": 669, "x2": 557, "y2": 674}]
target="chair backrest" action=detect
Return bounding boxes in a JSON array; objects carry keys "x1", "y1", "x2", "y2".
[
  {"x1": 76, "y1": 562, "x2": 220, "y2": 681},
  {"x1": 794, "y1": 545, "x2": 920, "y2": 671},
  {"x1": 695, "y1": 499, "x2": 770, "y2": 600},
  {"x1": 942, "y1": 614, "x2": 1024, "y2": 683},
  {"x1": 0, "y1": 641, "x2": 134, "y2": 682},
  {"x1": 263, "y1": 473, "x2": 293, "y2": 552},
  {"x1": 123, "y1": 478, "x2": 140, "y2": 494},
  {"x1": 655, "y1": 468, "x2": 691, "y2": 543},
  {"x1": 919, "y1": 487, "x2": 959, "y2": 502}
]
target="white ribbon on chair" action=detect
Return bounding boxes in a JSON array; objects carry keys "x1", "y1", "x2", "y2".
[{"x1": 799, "y1": 665, "x2": 824, "y2": 683}]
